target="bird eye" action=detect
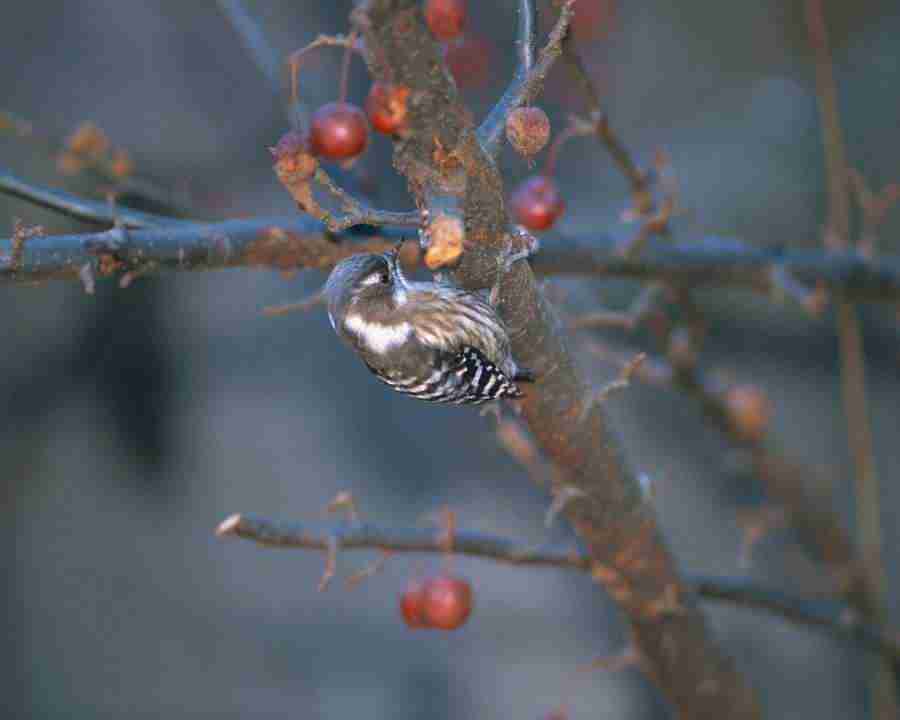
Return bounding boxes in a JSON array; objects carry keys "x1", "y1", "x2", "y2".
[{"x1": 360, "y1": 271, "x2": 389, "y2": 287}]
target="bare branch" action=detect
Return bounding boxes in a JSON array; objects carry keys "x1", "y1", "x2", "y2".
[
  {"x1": 478, "y1": 0, "x2": 536, "y2": 152},
  {"x1": 305, "y1": 166, "x2": 421, "y2": 232},
  {"x1": 557, "y1": 32, "x2": 650, "y2": 213},
  {"x1": 216, "y1": 513, "x2": 900, "y2": 663},
  {"x1": 0, "y1": 169, "x2": 185, "y2": 229},
  {"x1": 269, "y1": 127, "x2": 420, "y2": 235},
  {"x1": 805, "y1": 0, "x2": 897, "y2": 712},
  {"x1": 3, "y1": 184, "x2": 900, "y2": 305},
  {"x1": 0, "y1": 215, "x2": 404, "y2": 285},
  {"x1": 585, "y1": 339, "x2": 889, "y2": 657},
  {"x1": 217, "y1": 0, "x2": 282, "y2": 94},
  {"x1": 1, "y1": 112, "x2": 197, "y2": 216},
  {"x1": 536, "y1": 233, "x2": 900, "y2": 303},
  {"x1": 478, "y1": 0, "x2": 575, "y2": 158}
]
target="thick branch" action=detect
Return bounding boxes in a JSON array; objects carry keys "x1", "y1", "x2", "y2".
[
  {"x1": 5, "y1": 171, "x2": 900, "y2": 300},
  {"x1": 0, "y1": 215, "x2": 403, "y2": 284},
  {"x1": 537, "y1": 234, "x2": 900, "y2": 303},
  {"x1": 358, "y1": 1, "x2": 761, "y2": 715},
  {"x1": 217, "y1": 514, "x2": 900, "y2": 663},
  {"x1": 4, "y1": 194, "x2": 900, "y2": 304}
]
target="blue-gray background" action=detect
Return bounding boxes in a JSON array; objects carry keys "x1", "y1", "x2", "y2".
[{"x1": 2, "y1": 1, "x2": 899, "y2": 718}]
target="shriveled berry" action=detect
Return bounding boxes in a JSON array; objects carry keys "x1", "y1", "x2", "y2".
[
  {"x1": 424, "y1": 0, "x2": 466, "y2": 41},
  {"x1": 309, "y1": 102, "x2": 369, "y2": 161},
  {"x1": 724, "y1": 385, "x2": 771, "y2": 443},
  {"x1": 423, "y1": 213, "x2": 465, "y2": 270},
  {"x1": 365, "y1": 82, "x2": 411, "y2": 135},
  {"x1": 270, "y1": 130, "x2": 318, "y2": 182},
  {"x1": 510, "y1": 175, "x2": 565, "y2": 231},
  {"x1": 422, "y1": 574, "x2": 472, "y2": 630},
  {"x1": 506, "y1": 106, "x2": 551, "y2": 157},
  {"x1": 399, "y1": 578, "x2": 428, "y2": 629}
]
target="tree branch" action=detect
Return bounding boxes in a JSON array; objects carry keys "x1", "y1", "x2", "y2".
[
  {"x1": 477, "y1": 0, "x2": 573, "y2": 158},
  {"x1": 1, "y1": 111, "x2": 198, "y2": 217},
  {"x1": 586, "y1": 343, "x2": 881, "y2": 617},
  {"x1": 216, "y1": 513, "x2": 900, "y2": 664},
  {"x1": 475, "y1": 0, "x2": 535, "y2": 156},
  {"x1": 536, "y1": 234, "x2": 900, "y2": 303},
  {"x1": 805, "y1": 0, "x2": 897, "y2": 713},
  {"x1": 0, "y1": 215, "x2": 403, "y2": 284},
  {"x1": 0, "y1": 168, "x2": 186, "y2": 229},
  {"x1": 557, "y1": 31, "x2": 650, "y2": 212},
  {"x1": 217, "y1": 0, "x2": 282, "y2": 95},
  {"x1": 4, "y1": 175, "x2": 900, "y2": 304},
  {"x1": 356, "y1": 1, "x2": 761, "y2": 715}
]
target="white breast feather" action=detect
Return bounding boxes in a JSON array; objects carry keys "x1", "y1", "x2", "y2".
[{"x1": 344, "y1": 313, "x2": 412, "y2": 354}]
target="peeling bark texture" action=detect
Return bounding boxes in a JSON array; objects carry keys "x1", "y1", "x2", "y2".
[{"x1": 355, "y1": 1, "x2": 761, "y2": 716}]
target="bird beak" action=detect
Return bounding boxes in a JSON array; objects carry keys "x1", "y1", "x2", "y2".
[{"x1": 386, "y1": 239, "x2": 409, "y2": 287}]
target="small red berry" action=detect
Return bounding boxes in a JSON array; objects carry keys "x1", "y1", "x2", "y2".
[
  {"x1": 365, "y1": 82, "x2": 411, "y2": 135},
  {"x1": 506, "y1": 106, "x2": 551, "y2": 157},
  {"x1": 309, "y1": 102, "x2": 369, "y2": 161},
  {"x1": 443, "y1": 33, "x2": 492, "y2": 90},
  {"x1": 424, "y1": 0, "x2": 466, "y2": 42},
  {"x1": 399, "y1": 578, "x2": 428, "y2": 629},
  {"x1": 724, "y1": 385, "x2": 771, "y2": 444},
  {"x1": 510, "y1": 175, "x2": 565, "y2": 231},
  {"x1": 572, "y1": 0, "x2": 618, "y2": 42},
  {"x1": 422, "y1": 574, "x2": 472, "y2": 630}
]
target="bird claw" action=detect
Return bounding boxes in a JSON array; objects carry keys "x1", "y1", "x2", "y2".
[{"x1": 490, "y1": 229, "x2": 541, "y2": 306}]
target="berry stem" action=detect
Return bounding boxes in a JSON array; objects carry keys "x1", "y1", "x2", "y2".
[
  {"x1": 543, "y1": 122, "x2": 578, "y2": 178},
  {"x1": 338, "y1": 32, "x2": 357, "y2": 104}
]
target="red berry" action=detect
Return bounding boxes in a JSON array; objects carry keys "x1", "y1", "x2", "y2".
[
  {"x1": 443, "y1": 33, "x2": 492, "y2": 90},
  {"x1": 309, "y1": 102, "x2": 369, "y2": 161},
  {"x1": 572, "y1": 0, "x2": 618, "y2": 42},
  {"x1": 724, "y1": 385, "x2": 771, "y2": 443},
  {"x1": 505, "y1": 106, "x2": 551, "y2": 157},
  {"x1": 365, "y1": 82, "x2": 411, "y2": 135},
  {"x1": 399, "y1": 578, "x2": 428, "y2": 629},
  {"x1": 510, "y1": 175, "x2": 565, "y2": 231},
  {"x1": 422, "y1": 574, "x2": 472, "y2": 630},
  {"x1": 424, "y1": 0, "x2": 466, "y2": 41}
]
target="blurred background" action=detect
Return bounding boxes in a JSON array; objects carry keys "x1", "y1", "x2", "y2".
[{"x1": 2, "y1": 1, "x2": 899, "y2": 718}]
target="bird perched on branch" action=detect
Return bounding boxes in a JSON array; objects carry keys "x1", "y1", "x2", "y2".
[{"x1": 324, "y1": 244, "x2": 534, "y2": 404}]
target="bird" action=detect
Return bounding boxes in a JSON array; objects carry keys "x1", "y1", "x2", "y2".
[{"x1": 324, "y1": 245, "x2": 533, "y2": 405}]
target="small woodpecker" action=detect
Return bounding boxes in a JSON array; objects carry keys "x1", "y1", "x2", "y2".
[{"x1": 324, "y1": 247, "x2": 534, "y2": 405}]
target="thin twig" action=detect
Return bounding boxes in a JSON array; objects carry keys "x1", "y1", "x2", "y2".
[
  {"x1": 479, "y1": 0, "x2": 537, "y2": 148},
  {"x1": 1, "y1": 111, "x2": 196, "y2": 216},
  {"x1": 0, "y1": 168, "x2": 184, "y2": 229},
  {"x1": 217, "y1": 0, "x2": 282, "y2": 94},
  {"x1": 215, "y1": 514, "x2": 900, "y2": 663},
  {"x1": 557, "y1": 29, "x2": 650, "y2": 213},
  {"x1": 478, "y1": 0, "x2": 575, "y2": 158},
  {"x1": 585, "y1": 341, "x2": 877, "y2": 605},
  {"x1": 307, "y1": 167, "x2": 421, "y2": 232},
  {"x1": 805, "y1": 1, "x2": 897, "y2": 715}
]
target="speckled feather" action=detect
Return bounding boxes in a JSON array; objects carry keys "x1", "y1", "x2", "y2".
[{"x1": 324, "y1": 251, "x2": 530, "y2": 404}]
